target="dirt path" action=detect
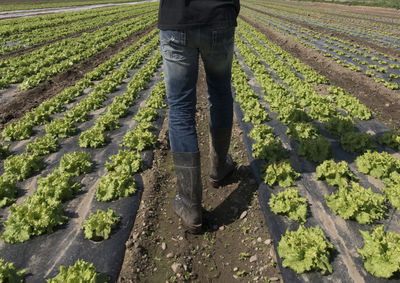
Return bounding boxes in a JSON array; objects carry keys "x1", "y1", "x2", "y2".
[{"x1": 118, "y1": 62, "x2": 283, "y2": 282}]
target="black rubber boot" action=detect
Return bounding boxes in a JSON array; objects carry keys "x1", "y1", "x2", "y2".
[
  {"x1": 209, "y1": 127, "x2": 235, "y2": 188},
  {"x1": 172, "y1": 152, "x2": 202, "y2": 233}
]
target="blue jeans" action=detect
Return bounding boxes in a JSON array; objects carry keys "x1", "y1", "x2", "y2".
[{"x1": 160, "y1": 27, "x2": 235, "y2": 153}]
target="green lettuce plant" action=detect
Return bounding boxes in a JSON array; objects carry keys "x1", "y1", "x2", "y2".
[
  {"x1": 79, "y1": 127, "x2": 109, "y2": 148},
  {"x1": 377, "y1": 131, "x2": 400, "y2": 150},
  {"x1": 358, "y1": 226, "x2": 400, "y2": 278},
  {"x1": 3, "y1": 154, "x2": 44, "y2": 181},
  {"x1": 105, "y1": 150, "x2": 142, "y2": 175},
  {"x1": 82, "y1": 209, "x2": 120, "y2": 241},
  {"x1": 325, "y1": 182, "x2": 387, "y2": 225},
  {"x1": 356, "y1": 150, "x2": 400, "y2": 183},
  {"x1": 277, "y1": 225, "x2": 334, "y2": 274},
  {"x1": 1, "y1": 195, "x2": 67, "y2": 243},
  {"x1": 298, "y1": 135, "x2": 332, "y2": 163},
  {"x1": 96, "y1": 172, "x2": 136, "y2": 202},
  {"x1": 252, "y1": 137, "x2": 288, "y2": 162},
  {"x1": 45, "y1": 118, "x2": 77, "y2": 138},
  {"x1": 324, "y1": 115, "x2": 355, "y2": 137},
  {"x1": 26, "y1": 134, "x2": 59, "y2": 156},
  {"x1": 382, "y1": 184, "x2": 400, "y2": 210},
  {"x1": 248, "y1": 124, "x2": 274, "y2": 142},
  {"x1": 269, "y1": 188, "x2": 308, "y2": 222},
  {"x1": 0, "y1": 143, "x2": 10, "y2": 160},
  {"x1": 0, "y1": 258, "x2": 25, "y2": 283},
  {"x1": 316, "y1": 159, "x2": 358, "y2": 188},
  {"x1": 121, "y1": 128, "x2": 156, "y2": 151},
  {"x1": 340, "y1": 132, "x2": 375, "y2": 153},
  {"x1": 0, "y1": 175, "x2": 17, "y2": 208},
  {"x1": 134, "y1": 107, "x2": 158, "y2": 122},
  {"x1": 263, "y1": 160, "x2": 300, "y2": 188},
  {"x1": 47, "y1": 259, "x2": 108, "y2": 282},
  {"x1": 286, "y1": 122, "x2": 318, "y2": 141}
]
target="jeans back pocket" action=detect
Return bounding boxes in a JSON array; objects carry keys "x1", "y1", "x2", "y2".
[{"x1": 160, "y1": 30, "x2": 187, "y2": 61}]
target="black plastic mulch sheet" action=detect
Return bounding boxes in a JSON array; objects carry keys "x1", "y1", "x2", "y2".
[
  {"x1": 0, "y1": 70, "x2": 165, "y2": 282},
  {"x1": 233, "y1": 83, "x2": 400, "y2": 282}
]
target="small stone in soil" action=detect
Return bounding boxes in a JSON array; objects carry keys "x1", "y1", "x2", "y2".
[
  {"x1": 219, "y1": 226, "x2": 225, "y2": 231},
  {"x1": 269, "y1": 277, "x2": 279, "y2": 281},
  {"x1": 171, "y1": 263, "x2": 182, "y2": 273},
  {"x1": 233, "y1": 267, "x2": 238, "y2": 272},
  {"x1": 257, "y1": 237, "x2": 262, "y2": 243},
  {"x1": 240, "y1": 211, "x2": 248, "y2": 220},
  {"x1": 162, "y1": 242, "x2": 166, "y2": 250},
  {"x1": 166, "y1": 253, "x2": 174, "y2": 258},
  {"x1": 265, "y1": 239, "x2": 272, "y2": 245},
  {"x1": 270, "y1": 248, "x2": 277, "y2": 262},
  {"x1": 250, "y1": 255, "x2": 258, "y2": 263}
]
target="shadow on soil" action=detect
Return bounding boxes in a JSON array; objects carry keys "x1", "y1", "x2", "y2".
[{"x1": 203, "y1": 164, "x2": 258, "y2": 233}]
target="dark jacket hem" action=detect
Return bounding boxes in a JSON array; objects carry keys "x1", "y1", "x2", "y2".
[{"x1": 158, "y1": 20, "x2": 237, "y2": 30}]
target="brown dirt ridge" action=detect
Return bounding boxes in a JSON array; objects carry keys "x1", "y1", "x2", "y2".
[{"x1": 118, "y1": 62, "x2": 283, "y2": 282}]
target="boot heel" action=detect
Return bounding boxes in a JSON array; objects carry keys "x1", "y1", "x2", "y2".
[{"x1": 209, "y1": 154, "x2": 234, "y2": 188}]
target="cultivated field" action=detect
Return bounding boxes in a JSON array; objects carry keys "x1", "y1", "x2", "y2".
[{"x1": 0, "y1": 0, "x2": 399, "y2": 282}]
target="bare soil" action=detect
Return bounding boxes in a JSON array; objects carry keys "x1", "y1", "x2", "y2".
[
  {"x1": 0, "y1": 24, "x2": 155, "y2": 134},
  {"x1": 118, "y1": 62, "x2": 283, "y2": 282},
  {"x1": 241, "y1": 14, "x2": 400, "y2": 131}
]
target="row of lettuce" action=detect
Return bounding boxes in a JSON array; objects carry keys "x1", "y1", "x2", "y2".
[
  {"x1": 0, "y1": 4, "x2": 158, "y2": 91},
  {"x1": 242, "y1": 6, "x2": 400, "y2": 91},
  {"x1": 244, "y1": 0, "x2": 400, "y2": 48},
  {"x1": 0, "y1": 25, "x2": 166, "y2": 281},
  {"x1": 0, "y1": 3, "x2": 157, "y2": 55},
  {"x1": 233, "y1": 18, "x2": 400, "y2": 278},
  {"x1": 0, "y1": 0, "x2": 146, "y2": 12}
]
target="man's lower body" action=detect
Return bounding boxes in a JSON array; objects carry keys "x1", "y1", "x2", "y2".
[{"x1": 160, "y1": 27, "x2": 235, "y2": 233}]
